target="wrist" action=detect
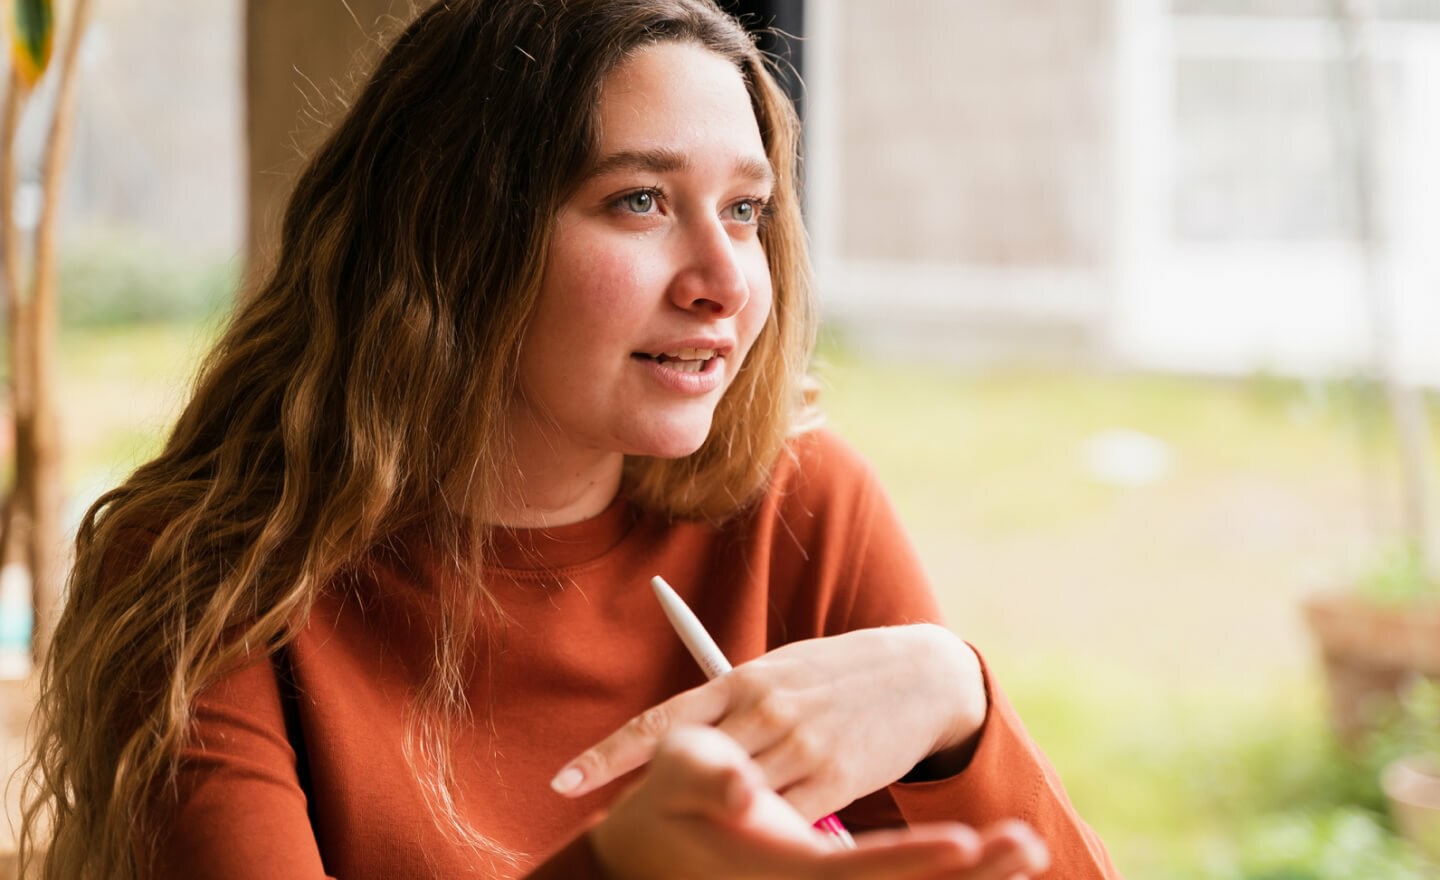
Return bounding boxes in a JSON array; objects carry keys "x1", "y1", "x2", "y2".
[{"x1": 907, "y1": 625, "x2": 988, "y2": 780}]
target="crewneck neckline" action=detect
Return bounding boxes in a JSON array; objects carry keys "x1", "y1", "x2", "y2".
[{"x1": 485, "y1": 491, "x2": 639, "y2": 571}]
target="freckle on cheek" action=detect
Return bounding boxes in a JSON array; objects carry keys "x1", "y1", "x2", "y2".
[{"x1": 563, "y1": 239, "x2": 656, "y2": 316}]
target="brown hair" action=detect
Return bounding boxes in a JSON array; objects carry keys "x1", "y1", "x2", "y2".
[{"x1": 18, "y1": 0, "x2": 813, "y2": 876}]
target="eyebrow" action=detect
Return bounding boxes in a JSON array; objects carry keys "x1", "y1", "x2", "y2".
[{"x1": 582, "y1": 148, "x2": 775, "y2": 187}]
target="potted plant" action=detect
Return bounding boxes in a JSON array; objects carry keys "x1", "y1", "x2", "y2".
[
  {"x1": 1379, "y1": 676, "x2": 1440, "y2": 862},
  {"x1": 1303, "y1": 548, "x2": 1440, "y2": 747}
]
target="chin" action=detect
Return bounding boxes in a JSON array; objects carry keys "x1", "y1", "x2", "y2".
[{"x1": 625, "y1": 418, "x2": 715, "y2": 460}]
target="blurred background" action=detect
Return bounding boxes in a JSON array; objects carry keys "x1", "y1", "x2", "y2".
[{"x1": 3, "y1": 0, "x2": 1440, "y2": 876}]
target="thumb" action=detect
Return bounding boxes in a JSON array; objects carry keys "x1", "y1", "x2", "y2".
[
  {"x1": 653, "y1": 728, "x2": 822, "y2": 843},
  {"x1": 647, "y1": 726, "x2": 761, "y2": 822}
]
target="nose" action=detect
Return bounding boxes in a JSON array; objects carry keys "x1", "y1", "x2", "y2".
[{"x1": 667, "y1": 218, "x2": 750, "y2": 318}]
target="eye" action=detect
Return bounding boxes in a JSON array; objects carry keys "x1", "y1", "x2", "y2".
[
  {"x1": 728, "y1": 198, "x2": 766, "y2": 224},
  {"x1": 620, "y1": 190, "x2": 657, "y2": 214}
]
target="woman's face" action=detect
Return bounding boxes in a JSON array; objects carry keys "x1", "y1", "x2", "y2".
[{"x1": 513, "y1": 40, "x2": 775, "y2": 463}]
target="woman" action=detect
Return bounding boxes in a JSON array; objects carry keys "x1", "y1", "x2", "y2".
[{"x1": 20, "y1": 1, "x2": 1119, "y2": 878}]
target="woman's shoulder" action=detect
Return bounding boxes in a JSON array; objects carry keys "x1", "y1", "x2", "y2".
[
  {"x1": 772, "y1": 426, "x2": 879, "y2": 498},
  {"x1": 753, "y1": 426, "x2": 884, "y2": 533}
]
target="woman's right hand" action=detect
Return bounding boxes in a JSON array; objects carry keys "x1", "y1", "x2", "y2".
[{"x1": 587, "y1": 726, "x2": 1049, "y2": 880}]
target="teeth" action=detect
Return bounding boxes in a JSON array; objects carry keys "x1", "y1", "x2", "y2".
[
  {"x1": 660, "y1": 348, "x2": 717, "y2": 360},
  {"x1": 672, "y1": 359, "x2": 705, "y2": 373}
]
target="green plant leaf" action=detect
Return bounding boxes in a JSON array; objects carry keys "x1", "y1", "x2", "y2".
[{"x1": 9, "y1": 0, "x2": 54, "y2": 87}]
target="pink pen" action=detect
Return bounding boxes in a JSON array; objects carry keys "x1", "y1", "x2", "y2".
[{"x1": 650, "y1": 575, "x2": 857, "y2": 850}]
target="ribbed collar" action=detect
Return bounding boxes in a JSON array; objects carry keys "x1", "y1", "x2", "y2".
[{"x1": 484, "y1": 492, "x2": 639, "y2": 571}]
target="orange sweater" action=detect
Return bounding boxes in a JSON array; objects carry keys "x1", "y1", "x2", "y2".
[{"x1": 152, "y1": 430, "x2": 1119, "y2": 878}]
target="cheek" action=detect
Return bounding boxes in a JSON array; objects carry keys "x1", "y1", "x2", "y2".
[
  {"x1": 536, "y1": 244, "x2": 646, "y2": 345},
  {"x1": 571, "y1": 238, "x2": 664, "y2": 319},
  {"x1": 739, "y1": 260, "x2": 775, "y2": 349}
]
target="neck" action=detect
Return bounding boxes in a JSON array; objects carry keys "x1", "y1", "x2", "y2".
[
  {"x1": 492, "y1": 461, "x2": 623, "y2": 528},
  {"x1": 490, "y1": 417, "x2": 625, "y2": 529}
]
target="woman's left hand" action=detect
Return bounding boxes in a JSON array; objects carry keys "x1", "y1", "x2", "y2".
[{"x1": 551, "y1": 623, "x2": 988, "y2": 821}]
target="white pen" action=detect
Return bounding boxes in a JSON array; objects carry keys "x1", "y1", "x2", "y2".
[
  {"x1": 649, "y1": 575, "x2": 857, "y2": 849},
  {"x1": 651, "y1": 574, "x2": 733, "y2": 680}
]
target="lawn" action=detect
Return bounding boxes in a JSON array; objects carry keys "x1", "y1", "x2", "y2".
[
  {"x1": 818, "y1": 340, "x2": 1436, "y2": 877},
  {"x1": 40, "y1": 321, "x2": 1440, "y2": 877}
]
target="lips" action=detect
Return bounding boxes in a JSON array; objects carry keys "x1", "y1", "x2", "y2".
[{"x1": 632, "y1": 345, "x2": 726, "y2": 374}]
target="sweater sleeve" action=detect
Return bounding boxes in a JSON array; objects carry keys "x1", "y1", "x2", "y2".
[
  {"x1": 149, "y1": 654, "x2": 334, "y2": 879},
  {"x1": 827, "y1": 442, "x2": 1122, "y2": 878},
  {"x1": 878, "y1": 656, "x2": 1122, "y2": 877},
  {"x1": 152, "y1": 651, "x2": 613, "y2": 880}
]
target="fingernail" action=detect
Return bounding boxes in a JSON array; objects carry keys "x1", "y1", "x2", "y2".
[{"x1": 550, "y1": 765, "x2": 583, "y2": 794}]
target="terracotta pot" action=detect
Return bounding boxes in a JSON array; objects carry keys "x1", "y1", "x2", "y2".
[
  {"x1": 1381, "y1": 753, "x2": 1440, "y2": 861},
  {"x1": 1302, "y1": 592, "x2": 1440, "y2": 745}
]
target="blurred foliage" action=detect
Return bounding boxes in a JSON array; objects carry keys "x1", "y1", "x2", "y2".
[
  {"x1": 1243, "y1": 370, "x2": 1440, "y2": 605},
  {"x1": 9, "y1": 0, "x2": 55, "y2": 86},
  {"x1": 1397, "y1": 677, "x2": 1440, "y2": 759},
  {"x1": 58, "y1": 232, "x2": 239, "y2": 327},
  {"x1": 1220, "y1": 810, "x2": 1428, "y2": 880},
  {"x1": 1240, "y1": 369, "x2": 1440, "y2": 450},
  {"x1": 1002, "y1": 664, "x2": 1433, "y2": 879},
  {"x1": 1357, "y1": 543, "x2": 1440, "y2": 605},
  {"x1": 56, "y1": 322, "x2": 221, "y2": 487},
  {"x1": 1366, "y1": 676, "x2": 1440, "y2": 763}
]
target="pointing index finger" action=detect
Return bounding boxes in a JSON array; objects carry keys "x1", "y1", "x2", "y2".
[{"x1": 550, "y1": 680, "x2": 731, "y2": 797}]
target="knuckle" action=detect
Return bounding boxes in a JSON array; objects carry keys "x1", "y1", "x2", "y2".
[
  {"x1": 628, "y1": 705, "x2": 671, "y2": 742},
  {"x1": 751, "y1": 692, "x2": 795, "y2": 731},
  {"x1": 572, "y1": 748, "x2": 606, "y2": 779},
  {"x1": 786, "y1": 726, "x2": 824, "y2": 767},
  {"x1": 725, "y1": 668, "x2": 762, "y2": 699}
]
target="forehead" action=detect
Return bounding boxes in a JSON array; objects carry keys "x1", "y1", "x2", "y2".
[{"x1": 591, "y1": 40, "x2": 766, "y2": 166}]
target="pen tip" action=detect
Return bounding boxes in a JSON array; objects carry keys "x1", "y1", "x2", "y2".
[{"x1": 651, "y1": 576, "x2": 682, "y2": 604}]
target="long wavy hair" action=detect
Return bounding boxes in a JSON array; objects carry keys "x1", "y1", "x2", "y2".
[{"x1": 17, "y1": 1, "x2": 814, "y2": 876}]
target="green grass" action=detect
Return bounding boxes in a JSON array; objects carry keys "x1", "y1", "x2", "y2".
[{"x1": 816, "y1": 344, "x2": 1385, "y2": 534}]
